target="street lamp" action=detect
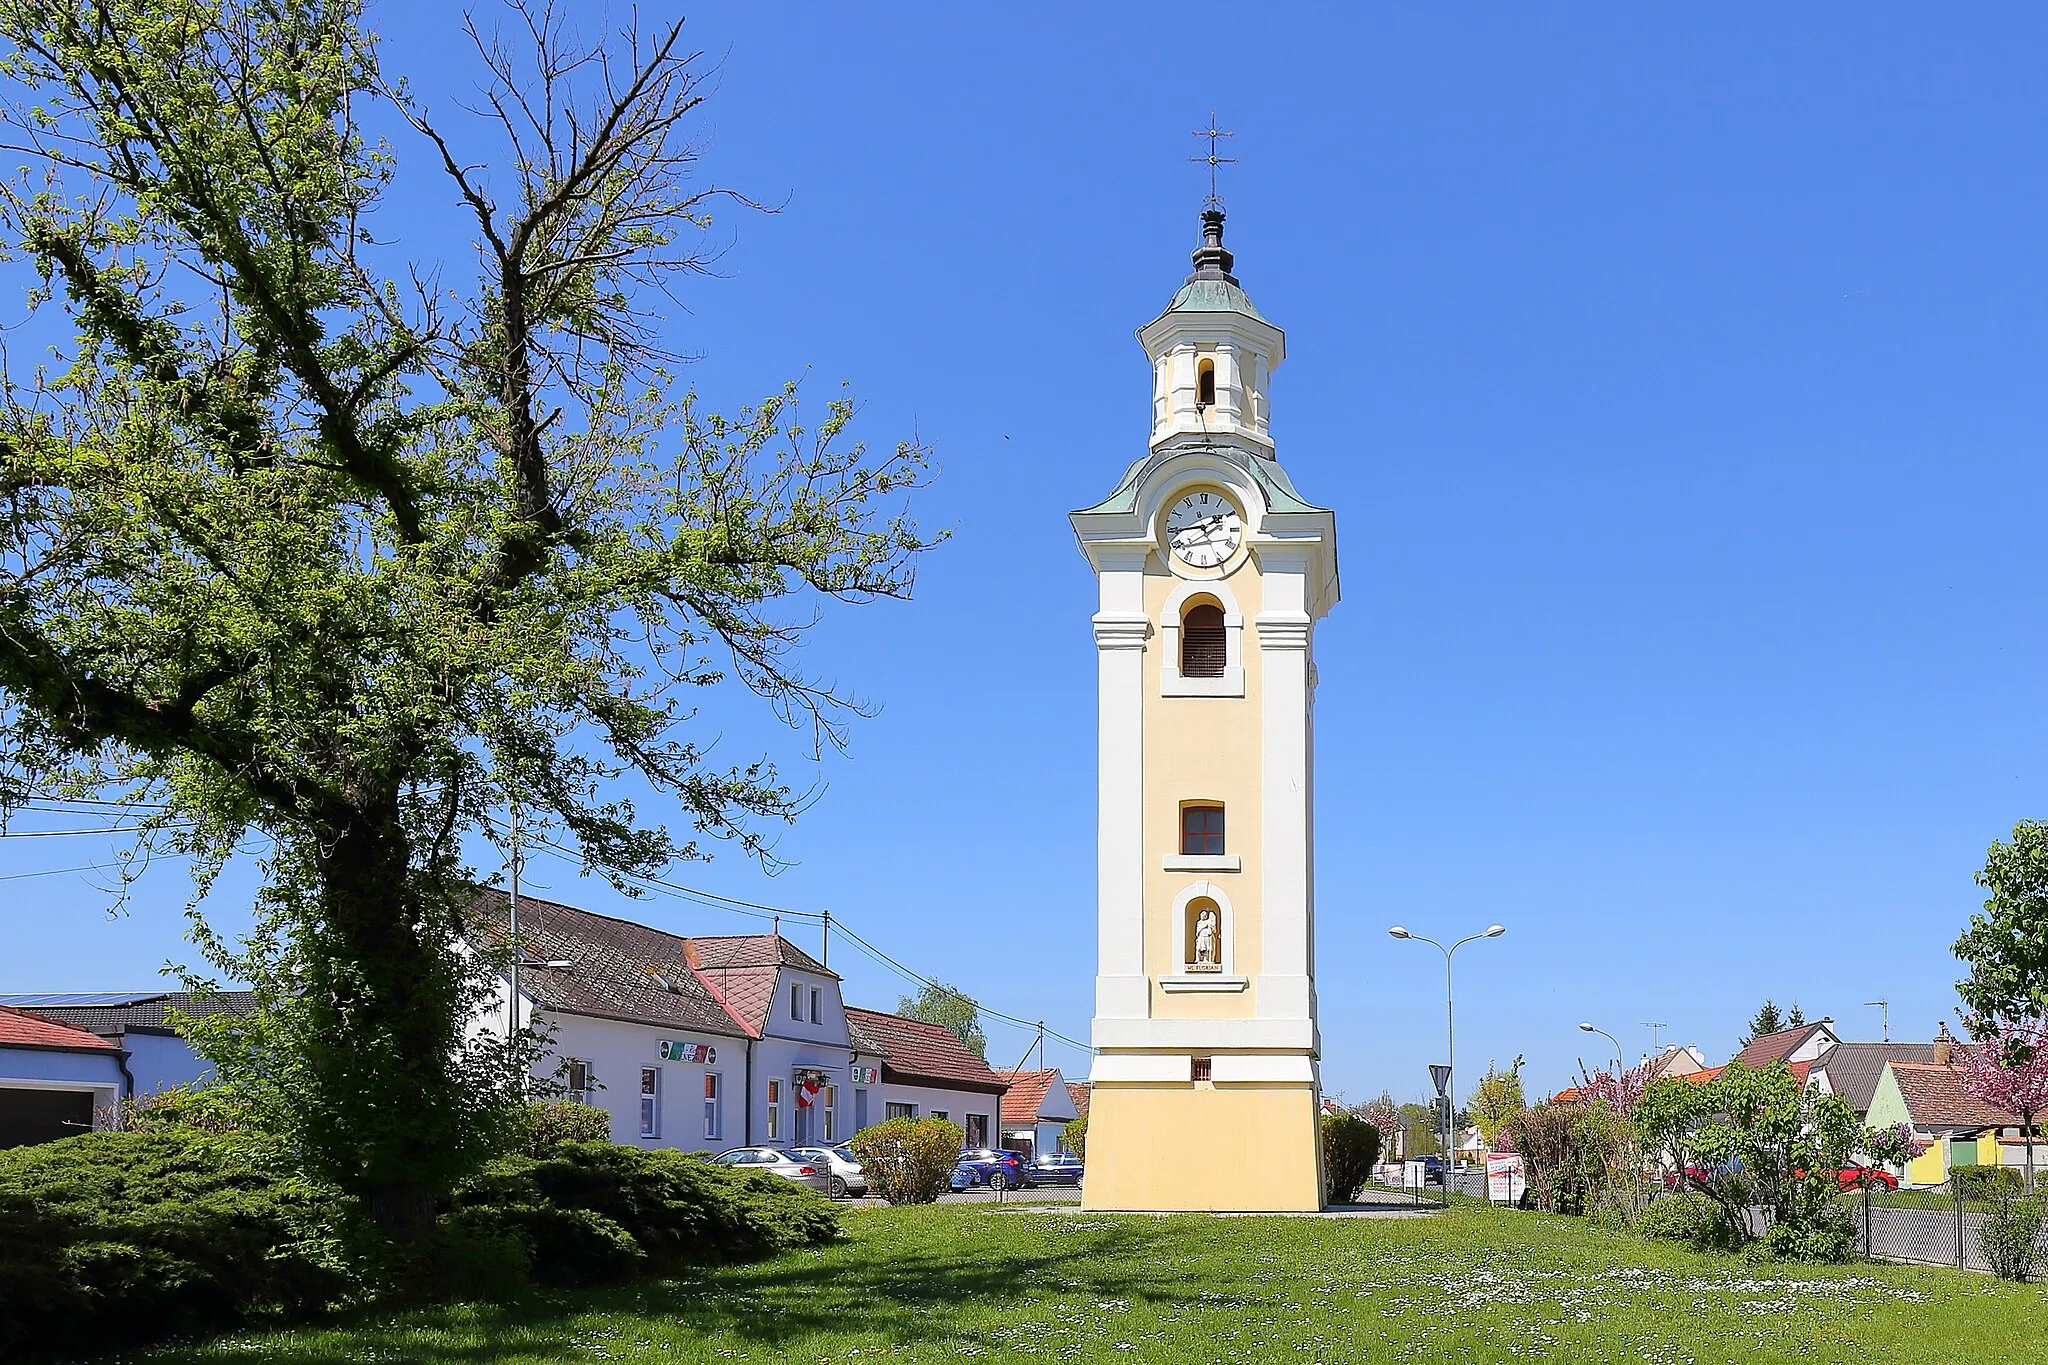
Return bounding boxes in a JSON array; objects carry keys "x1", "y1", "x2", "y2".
[
  {"x1": 1579, "y1": 1021, "x2": 1624, "y2": 1076},
  {"x1": 1390, "y1": 923, "x2": 1506, "y2": 1204}
]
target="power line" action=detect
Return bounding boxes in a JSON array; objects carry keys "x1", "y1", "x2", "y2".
[{"x1": 0, "y1": 822, "x2": 196, "y2": 838}]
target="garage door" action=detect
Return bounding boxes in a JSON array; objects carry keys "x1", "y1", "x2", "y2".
[{"x1": 0, "y1": 1088, "x2": 95, "y2": 1148}]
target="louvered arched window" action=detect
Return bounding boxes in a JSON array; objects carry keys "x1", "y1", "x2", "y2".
[{"x1": 1180, "y1": 603, "x2": 1226, "y2": 678}]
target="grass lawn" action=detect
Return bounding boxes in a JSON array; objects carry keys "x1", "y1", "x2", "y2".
[{"x1": 132, "y1": 1201, "x2": 2046, "y2": 1364}]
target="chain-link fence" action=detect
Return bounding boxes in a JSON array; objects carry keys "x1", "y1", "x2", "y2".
[{"x1": 1853, "y1": 1179, "x2": 2046, "y2": 1280}]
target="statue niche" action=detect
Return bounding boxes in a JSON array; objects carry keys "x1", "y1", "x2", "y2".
[{"x1": 1184, "y1": 899, "x2": 1222, "y2": 973}]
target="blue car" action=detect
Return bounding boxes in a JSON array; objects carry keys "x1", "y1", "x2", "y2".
[{"x1": 950, "y1": 1147, "x2": 1027, "y2": 1191}]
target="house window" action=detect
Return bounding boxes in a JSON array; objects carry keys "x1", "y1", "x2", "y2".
[
  {"x1": 703, "y1": 1073, "x2": 721, "y2": 1141},
  {"x1": 790, "y1": 983, "x2": 802, "y2": 1020},
  {"x1": 1197, "y1": 357, "x2": 1216, "y2": 407},
  {"x1": 639, "y1": 1066, "x2": 662, "y2": 1138},
  {"x1": 823, "y1": 1085, "x2": 838, "y2": 1142},
  {"x1": 1180, "y1": 604, "x2": 1226, "y2": 677},
  {"x1": 1191, "y1": 1057, "x2": 1212, "y2": 1083},
  {"x1": 931, "y1": 1109, "x2": 950, "y2": 1123},
  {"x1": 566, "y1": 1058, "x2": 591, "y2": 1105},
  {"x1": 887, "y1": 1101, "x2": 917, "y2": 1121},
  {"x1": 1182, "y1": 804, "x2": 1225, "y2": 856},
  {"x1": 966, "y1": 1113, "x2": 988, "y2": 1146},
  {"x1": 809, "y1": 987, "x2": 821, "y2": 1024}
]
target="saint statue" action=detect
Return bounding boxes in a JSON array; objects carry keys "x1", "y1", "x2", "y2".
[{"x1": 1194, "y1": 907, "x2": 1219, "y2": 967}]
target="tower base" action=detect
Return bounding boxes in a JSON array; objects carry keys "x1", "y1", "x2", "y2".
[{"x1": 1081, "y1": 1080, "x2": 1324, "y2": 1212}]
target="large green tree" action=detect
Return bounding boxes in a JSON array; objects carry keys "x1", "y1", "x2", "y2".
[
  {"x1": 1956, "y1": 820, "x2": 2048, "y2": 1029},
  {"x1": 897, "y1": 982, "x2": 986, "y2": 1058},
  {"x1": 0, "y1": 0, "x2": 934, "y2": 1235}
]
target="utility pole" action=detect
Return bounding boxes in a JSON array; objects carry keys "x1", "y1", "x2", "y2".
[
  {"x1": 506, "y1": 802, "x2": 522, "y2": 1043},
  {"x1": 821, "y1": 909, "x2": 831, "y2": 969}
]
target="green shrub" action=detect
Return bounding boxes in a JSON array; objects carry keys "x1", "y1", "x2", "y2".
[
  {"x1": 446, "y1": 1141, "x2": 838, "y2": 1285},
  {"x1": 519, "y1": 1099, "x2": 615, "y2": 1155},
  {"x1": 1980, "y1": 1193, "x2": 2048, "y2": 1281},
  {"x1": 848, "y1": 1116, "x2": 964, "y2": 1205},
  {"x1": 1751, "y1": 1200, "x2": 1857, "y2": 1262},
  {"x1": 1637, "y1": 1191, "x2": 1739, "y2": 1249},
  {"x1": 1952, "y1": 1164, "x2": 2022, "y2": 1200},
  {"x1": 0, "y1": 1130, "x2": 351, "y2": 1362},
  {"x1": 1063, "y1": 1113, "x2": 1088, "y2": 1160},
  {"x1": 1320, "y1": 1111, "x2": 1382, "y2": 1204}
]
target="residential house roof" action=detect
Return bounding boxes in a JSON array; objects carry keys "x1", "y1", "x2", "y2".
[
  {"x1": 683, "y1": 935, "x2": 831, "y2": 1035},
  {"x1": 1811, "y1": 1043, "x2": 1939, "y2": 1115},
  {"x1": 1888, "y1": 1062, "x2": 2019, "y2": 1130},
  {"x1": 1067, "y1": 1081, "x2": 1090, "y2": 1118},
  {"x1": 1731, "y1": 1023, "x2": 1832, "y2": 1070},
  {"x1": 995, "y1": 1069, "x2": 1074, "y2": 1126},
  {"x1": 0, "y1": 1006, "x2": 123, "y2": 1053},
  {"x1": 464, "y1": 887, "x2": 754, "y2": 1038},
  {"x1": 21, "y1": 991, "x2": 257, "y2": 1038},
  {"x1": 844, "y1": 1006, "x2": 1008, "y2": 1095}
]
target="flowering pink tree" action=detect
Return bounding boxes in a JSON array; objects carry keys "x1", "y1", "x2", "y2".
[
  {"x1": 1356, "y1": 1096, "x2": 1402, "y2": 1155},
  {"x1": 1957, "y1": 1017, "x2": 2048, "y2": 1191},
  {"x1": 1575, "y1": 1059, "x2": 1655, "y2": 1120}
]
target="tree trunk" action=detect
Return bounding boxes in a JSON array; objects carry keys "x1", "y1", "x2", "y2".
[{"x1": 302, "y1": 797, "x2": 465, "y2": 1242}]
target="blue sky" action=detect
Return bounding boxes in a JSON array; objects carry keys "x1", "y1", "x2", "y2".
[{"x1": 6, "y1": 4, "x2": 2047, "y2": 1107}]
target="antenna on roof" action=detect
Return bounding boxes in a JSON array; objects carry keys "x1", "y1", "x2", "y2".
[{"x1": 1864, "y1": 1000, "x2": 1889, "y2": 1043}]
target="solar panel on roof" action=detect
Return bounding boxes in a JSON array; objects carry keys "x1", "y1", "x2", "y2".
[{"x1": 0, "y1": 991, "x2": 167, "y2": 1008}]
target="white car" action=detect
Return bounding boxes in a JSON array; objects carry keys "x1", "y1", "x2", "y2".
[
  {"x1": 789, "y1": 1145, "x2": 868, "y2": 1198},
  {"x1": 710, "y1": 1147, "x2": 836, "y2": 1193}
]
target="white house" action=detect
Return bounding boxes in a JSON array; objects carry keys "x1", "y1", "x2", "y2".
[
  {"x1": 845, "y1": 1006, "x2": 1009, "y2": 1149},
  {"x1": 995, "y1": 1067, "x2": 1081, "y2": 1157},
  {"x1": 9, "y1": 990, "x2": 259, "y2": 1096},
  {"x1": 467, "y1": 887, "x2": 1008, "y2": 1154}
]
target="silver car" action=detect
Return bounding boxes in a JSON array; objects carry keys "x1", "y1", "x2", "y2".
[
  {"x1": 710, "y1": 1146, "x2": 836, "y2": 1193},
  {"x1": 790, "y1": 1145, "x2": 868, "y2": 1198}
]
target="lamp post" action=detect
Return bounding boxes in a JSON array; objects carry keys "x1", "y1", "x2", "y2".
[
  {"x1": 1390, "y1": 924, "x2": 1506, "y2": 1205},
  {"x1": 1579, "y1": 1022, "x2": 1624, "y2": 1077}
]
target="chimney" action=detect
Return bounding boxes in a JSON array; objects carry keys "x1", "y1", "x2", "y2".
[{"x1": 1934, "y1": 1021, "x2": 1954, "y2": 1067}]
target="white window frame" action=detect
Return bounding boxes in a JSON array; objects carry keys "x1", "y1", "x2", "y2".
[
  {"x1": 790, "y1": 983, "x2": 802, "y2": 1020},
  {"x1": 703, "y1": 1072, "x2": 721, "y2": 1141},
  {"x1": 822, "y1": 1084, "x2": 838, "y2": 1142},
  {"x1": 639, "y1": 1065, "x2": 661, "y2": 1139},
  {"x1": 567, "y1": 1058, "x2": 591, "y2": 1105},
  {"x1": 1158, "y1": 576, "x2": 1246, "y2": 697},
  {"x1": 809, "y1": 987, "x2": 821, "y2": 1023},
  {"x1": 886, "y1": 1101, "x2": 917, "y2": 1121}
]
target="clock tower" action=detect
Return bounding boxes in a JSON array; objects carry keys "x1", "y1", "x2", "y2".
[{"x1": 1072, "y1": 206, "x2": 1339, "y2": 1212}]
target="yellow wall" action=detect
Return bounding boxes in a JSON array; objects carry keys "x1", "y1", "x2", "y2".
[
  {"x1": 1141, "y1": 537, "x2": 1264, "y2": 1020},
  {"x1": 1082, "y1": 1079, "x2": 1322, "y2": 1211},
  {"x1": 1907, "y1": 1139, "x2": 1947, "y2": 1187}
]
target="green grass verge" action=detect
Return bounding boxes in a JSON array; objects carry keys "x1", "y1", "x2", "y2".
[{"x1": 130, "y1": 1201, "x2": 2046, "y2": 1364}]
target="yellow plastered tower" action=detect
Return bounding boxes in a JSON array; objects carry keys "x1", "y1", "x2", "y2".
[{"x1": 1072, "y1": 208, "x2": 1338, "y2": 1211}]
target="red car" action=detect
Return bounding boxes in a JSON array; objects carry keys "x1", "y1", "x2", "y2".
[{"x1": 1793, "y1": 1162, "x2": 1898, "y2": 1191}]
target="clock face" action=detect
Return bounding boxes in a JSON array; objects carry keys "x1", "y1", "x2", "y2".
[{"x1": 1164, "y1": 490, "x2": 1243, "y2": 569}]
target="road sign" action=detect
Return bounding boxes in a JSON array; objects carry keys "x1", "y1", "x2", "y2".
[{"x1": 1430, "y1": 1064, "x2": 1452, "y2": 1097}]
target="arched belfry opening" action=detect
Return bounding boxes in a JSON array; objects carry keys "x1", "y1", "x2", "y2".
[
  {"x1": 1196, "y1": 357, "x2": 1217, "y2": 407},
  {"x1": 1180, "y1": 603, "x2": 1226, "y2": 677}
]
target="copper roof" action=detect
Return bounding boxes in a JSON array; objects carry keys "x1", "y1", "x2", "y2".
[
  {"x1": 843, "y1": 1006, "x2": 1007, "y2": 1094},
  {"x1": 464, "y1": 887, "x2": 753, "y2": 1038},
  {"x1": 1888, "y1": 1062, "x2": 2019, "y2": 1129},
  {"x1": 0, "y1": 1006, "x2": 122, "y2": 1053}
]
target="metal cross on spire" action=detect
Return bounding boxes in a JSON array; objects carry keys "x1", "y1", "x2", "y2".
[{"x1": 1190, "y1": 110, "x2": 1236, "y2": 211}]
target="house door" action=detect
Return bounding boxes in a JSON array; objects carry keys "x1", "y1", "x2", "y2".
[
  {"x1": 853, "y1": 1088, "x2": 869, "y2": 1134},
  {"x1": 793, "y1": 1102, "x2": 814, "y2": 1146}
]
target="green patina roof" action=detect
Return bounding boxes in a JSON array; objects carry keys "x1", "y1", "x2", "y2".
[
  {"x1": 1074, "y1": 445, "x2": 1326, "y2": 519},
  {"x1": 1163, "y1": 277, "x2": 1268, "y2": 324}
]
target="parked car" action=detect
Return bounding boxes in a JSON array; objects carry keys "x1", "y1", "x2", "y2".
[
  {"x1": 1414, "y1": 1155, "x2": 1446, "y2": 1186},
  {"x1": 950, "y1": 1147, "x2": 1027, "y2": 1191},
  {"x1": 710, "y1": 1147, "x2": 836, "y2": 1193},
  {"x1": 1796, "y1": 1162, "x2": 1899, "y2": 1192},
  {"x1": 1023, "y1": 1151, "x2": 1085, "y2": 1187},
  {"x1": 790, "y1": 1145, "x2": 867, "y2": 1198}
]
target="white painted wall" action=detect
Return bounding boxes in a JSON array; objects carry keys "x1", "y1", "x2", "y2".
[
  {"x1": 878, "y1": 1080, "x2": 1003, "y2": 1147},
  {"x1": 538, "y1": 1012, "x2": 743, "y2": 1152}
]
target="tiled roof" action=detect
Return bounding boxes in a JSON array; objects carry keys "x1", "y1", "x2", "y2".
[
  {"x1": 1732, "y1": 1023, "x2": 1829, "y2": 1070},
  {"x1": 464, "y1": 887, "x2": 752, "y2": 1038},
  {"x1": 843, "y1": 1006, "x2": 1007, "y2": 1094},
  {"x1": 1889, "y1": 1062, "x2": 2019, "y2": 1129},
  {"x1": 995, "y1": 1068, "x2": 1069, "y2": 1125},
  {"x1": 26, "y1": 991, "x2": 257, "y2": 1037},
  {"x1": 689, "y1": 961, "x2": 782, "y2": 1034},
  {"x1": 1683, "y1": 1064, "x2": 1728, "y2": 1086},
  {"x1": 1811, "y1": 1043, "x2": 1939, "y2": 1114},
  {"x1": 0, "y1": 1006, "x2": 122, "y2": 1052},
  {"x1": 1066, "y1": 1081, "x2": 1090, "y2": 1117},
  {"x1": 690, "y1": 935, "x2": 832, "y2": 976}
]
